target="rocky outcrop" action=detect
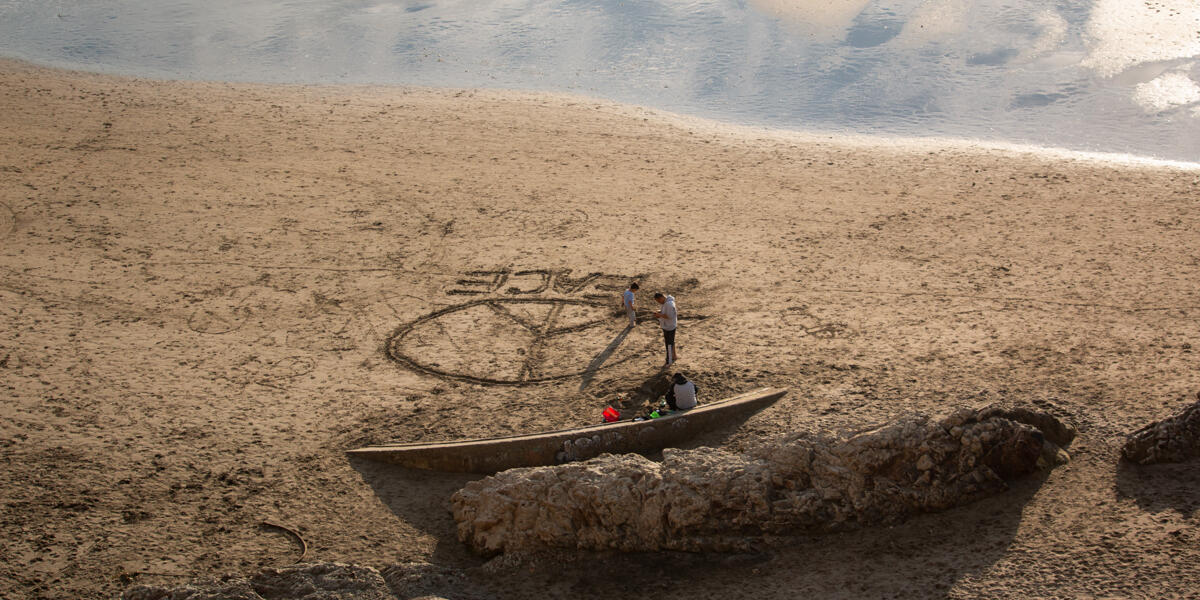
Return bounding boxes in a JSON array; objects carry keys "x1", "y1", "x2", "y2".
[
  {"x1": 451, "y1": 404, "x2": 1074, "y2": 555},
  {"x1": 1123, "y1": 393, "x2": 1200, "y2": 465}
]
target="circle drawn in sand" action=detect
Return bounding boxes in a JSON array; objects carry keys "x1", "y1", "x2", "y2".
[
  {"x1": 782, "y1": 307, "x2": 849, "y2": 339},
  {"x1": 188, "y1": 308, "x2": 246, "y2": 335},
  {"x1": 265, "y1": 356, "x2": 316, "y2": 380},
  {"x1": 387, "y1": 298, "x2": 646, "y2": 385},
  {"x1": 187, "y1": 291, "x2": 254, "y2": 335},
  {"x1": 475, "y1": 208, "x2": 589, "y2": 239}
]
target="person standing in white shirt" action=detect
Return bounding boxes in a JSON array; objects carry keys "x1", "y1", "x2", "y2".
[
  {"x1": 652, "y1": 292, "x2": 678, "y2": 367},
  {"x1": 621, "y1": 282, "x2": 639, "y2": 328}
]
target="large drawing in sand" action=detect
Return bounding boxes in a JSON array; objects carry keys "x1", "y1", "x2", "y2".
[{"x1": 387, "y1": 269, "x2": 650, "y2": 385}]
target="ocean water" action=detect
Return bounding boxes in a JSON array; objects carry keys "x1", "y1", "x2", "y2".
[{"x1": 1, "y1": 0, "x2": 1197, "y2": 163}]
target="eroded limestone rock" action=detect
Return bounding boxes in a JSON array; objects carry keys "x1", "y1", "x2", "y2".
[
  {"x1": 451, "y1": 404, "x2": 1074, "y2": 554},
  {"x1": 1123, "y1": 393, "x2": 1200, "y2": 465}
]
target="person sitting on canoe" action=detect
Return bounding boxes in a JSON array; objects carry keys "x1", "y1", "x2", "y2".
[{"x1": 665, "y1": 372, "x2": 698, "y2": 410}]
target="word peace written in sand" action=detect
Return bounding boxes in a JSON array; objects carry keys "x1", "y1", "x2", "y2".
[
  {"x1": 445, "y1": 269, "x2": 628, "y2": 299},
  {"x1": 389, "y1": 269, "x2": 645, "y2": 385}
]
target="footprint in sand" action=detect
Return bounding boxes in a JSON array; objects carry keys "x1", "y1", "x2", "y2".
[{"x1": 0, "y1": 201, "x2": 15, "y2": 238}]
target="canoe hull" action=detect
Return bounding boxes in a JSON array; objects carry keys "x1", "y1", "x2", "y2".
[{"x1": 348, "y1": 387, "x2": 787, "y2": 473}]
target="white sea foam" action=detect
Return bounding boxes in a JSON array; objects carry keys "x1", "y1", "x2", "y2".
[
  {"x1": 1081, "y1": 0, "x2": 1200, "y2": 78},
  {"x1": 1133, "y1": 72, "x2": 1200, "y2": 113}
]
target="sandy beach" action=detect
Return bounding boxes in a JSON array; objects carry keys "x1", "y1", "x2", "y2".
[{"x1": 1, "y1": 58, "x2": 1199, "y2": 598}]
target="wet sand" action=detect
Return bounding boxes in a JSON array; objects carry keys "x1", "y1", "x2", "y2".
[{"x1": 1, "y1": 58, "x2": 1198, "y2": 599}]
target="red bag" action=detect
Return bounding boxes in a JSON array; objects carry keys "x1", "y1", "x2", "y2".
[{"x1": 602, "y1": 406, "x2": 620, "y2": 423}]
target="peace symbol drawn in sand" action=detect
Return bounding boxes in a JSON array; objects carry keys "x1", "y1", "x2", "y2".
[{"x1": 387, "y1": 298, "x2": 646, "y2": 385}]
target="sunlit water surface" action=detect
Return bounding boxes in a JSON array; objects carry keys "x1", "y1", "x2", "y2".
[{"x1": 1, "y1": 0, "x2": 1198, "y2": 162}]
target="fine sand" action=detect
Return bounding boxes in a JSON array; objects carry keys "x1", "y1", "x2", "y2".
[{"x1": 1, "y1": 59, "x2": 1198, "y2": 599}]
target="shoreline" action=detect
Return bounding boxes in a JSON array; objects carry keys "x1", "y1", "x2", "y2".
[
  {"x1": 3, "y1": 57, "x2": 1197, "y2": 171},
  {"x1": 2, "y1": 58, "x2": 1199, "y2": 599}
]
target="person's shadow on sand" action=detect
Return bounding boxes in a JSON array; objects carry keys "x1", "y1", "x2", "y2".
[{"x1": 579, "y1": 325, "x2": 633, "y2": 391}]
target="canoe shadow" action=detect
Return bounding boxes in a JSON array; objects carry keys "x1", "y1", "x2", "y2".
[{"x1": 347, "y1": 455, "x2": 484, "y2": 566}]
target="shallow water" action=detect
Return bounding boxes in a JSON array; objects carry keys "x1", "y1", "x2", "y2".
[{"x1": 1, "y1": 0, "x2": 1197, "y2": 162}]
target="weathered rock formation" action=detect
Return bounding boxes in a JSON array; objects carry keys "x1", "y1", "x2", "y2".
[
  {"x1": 451, "y1": 404, "x2": 1075, "y2": 554},
  {"x1": 1122, "y1": 392, "x2": 1200, "y2": 465}
]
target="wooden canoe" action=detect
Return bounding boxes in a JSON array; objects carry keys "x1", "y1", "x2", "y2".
[{"x1": 347, "y1": 387, "x2": 788, "y2": 473}]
